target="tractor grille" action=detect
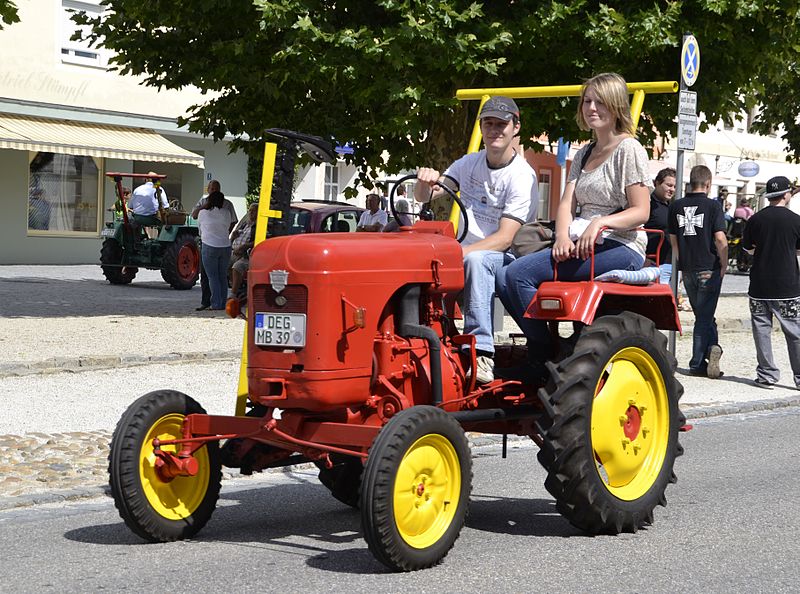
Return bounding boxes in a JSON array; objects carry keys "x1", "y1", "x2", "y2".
[{"x1": 251, "y1": 284, "x2": 308, "y2": 313}]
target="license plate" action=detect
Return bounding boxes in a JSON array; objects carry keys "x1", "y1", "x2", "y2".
[
  {"x1": 101, "y1": 228, "x2": 116, "y2": 237},
  {"x1": 254, "y1": 312, "x2": 306, "y2": 348}
]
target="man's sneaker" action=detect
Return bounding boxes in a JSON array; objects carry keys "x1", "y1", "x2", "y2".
[
  {"x1": 754, "y1": 377, "x2": 775, "y2": 389},
  {"x1": 475, "y1": 355, "x2": 495, "y2": 384},
  {"x1": 706, "y1": 345, "x2": 723, "y2": 379}
]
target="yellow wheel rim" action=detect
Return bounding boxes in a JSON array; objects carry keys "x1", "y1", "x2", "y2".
[
  {"x1": 590, "y1": 347, "x2": 670, "y2": 501},
  {"x1": 139, "y1": 413, "x2": 210, "y2": 519},
  {"x1": 393, "y1": 434, "x2": 461, "y2": 549}
]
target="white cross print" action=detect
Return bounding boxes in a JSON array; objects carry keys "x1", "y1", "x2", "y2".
[{"x1": 677, "y1": 206, "x2": 704, "y2": 235}]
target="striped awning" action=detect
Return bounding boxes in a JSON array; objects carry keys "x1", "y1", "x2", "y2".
[{"x1": 0, "y1": 113, "x2": 204, "y2": 168}]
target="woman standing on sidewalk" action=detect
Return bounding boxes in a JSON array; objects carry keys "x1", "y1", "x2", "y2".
[{"x1": 197, "y1": 191, "x2": 232, "y2": 310}]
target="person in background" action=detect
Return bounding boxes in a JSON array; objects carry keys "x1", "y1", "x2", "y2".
[
  {"x1": 197, "y1": 190, "x2": 232, "y2": 311},
  {"x1": 497, "y1": 73, "x2": 650, "y2": 383},
  {"x1": 734, "y1": 197, "x2": 754, "y2": 220},
  {"x1": 668, "y1": 165, "x2": 728, "y2": 379},
  {"x1": 129, "y1": 172, "x2": 168, "y2": 227},
  {"x1": 229, "y1": 201, "x2": 259, "y2": 299},
  {"x1": 741, "y1": 176, "x2": 800, "y2": 389},
  {"x1": 416, "y1": 95, "x2": 538, "y2": 384},
  {"x1": 357, "y1": 193, "x2": 388, "y2": 232},
  {"x1": 645, "y1": 167, "x2": 677, "y2": 284},
  {"x1": 192, "y1": 180, "x2": 238, "y2": 311}
]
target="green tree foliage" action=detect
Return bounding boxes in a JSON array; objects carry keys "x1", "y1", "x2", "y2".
[
  {"x1": 0, "y1": 0, "x2": 19, "y2": 29},
  {"x1": 76, "y1": 0, "x2": 800, "y2": 187}
]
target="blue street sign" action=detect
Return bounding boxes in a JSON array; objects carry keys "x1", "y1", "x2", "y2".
[{"x1": 681, "y1": 35, "x2": 700, "y2": 87}]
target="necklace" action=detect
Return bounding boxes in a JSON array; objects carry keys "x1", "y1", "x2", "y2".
[{"x1": 487, "y1": 149, "x2": 516, "y2": 170}]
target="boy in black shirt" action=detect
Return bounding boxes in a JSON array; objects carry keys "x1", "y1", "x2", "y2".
[
  {"x1": 668, "y1": 165, "x2": 728, "y2": 378},
  {"x1": 741, "y1": 176, "x2": 800, "y2": 388}
]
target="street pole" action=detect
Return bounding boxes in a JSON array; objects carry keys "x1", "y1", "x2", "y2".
[{"x1": 670, "y1": 32, "x2": 700, "y2": 355}]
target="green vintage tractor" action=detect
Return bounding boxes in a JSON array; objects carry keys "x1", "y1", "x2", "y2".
[{"x1": 99, "y1": 172, "x2": 201, "y2": 290}]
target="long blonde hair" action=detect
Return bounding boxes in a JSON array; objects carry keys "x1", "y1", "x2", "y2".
[{"x1": 575, "y1": 72, "x2": 635, "y2": 136}]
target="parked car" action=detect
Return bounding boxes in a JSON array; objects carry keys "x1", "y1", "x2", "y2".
[{"x1": 286, "y1": 200, "x2": 365, "y2": 234}]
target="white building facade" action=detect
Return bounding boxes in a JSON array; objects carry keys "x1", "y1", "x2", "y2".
[{"x1": 0, "y1": 0, "x2": 248, "y2": 264}]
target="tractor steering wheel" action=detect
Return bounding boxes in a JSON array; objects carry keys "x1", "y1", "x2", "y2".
[{"x1": 389, "y1": 173, "x2": 469, "y2": 243}]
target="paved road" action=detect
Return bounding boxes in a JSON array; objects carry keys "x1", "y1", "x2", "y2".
[{"x1": 1, "y1": 408, "x2": 798, "y2": 593}]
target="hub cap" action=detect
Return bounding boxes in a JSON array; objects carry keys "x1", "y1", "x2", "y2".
[
  {"x1": 393, "y1": 434, "x2": 461, "y2": 548},
  {"x1": 590, "y1": 347, "x2": 669, "y2": 500},
  {"x1": 139, "y1": 413, "x2": 210, "y2": 519}
]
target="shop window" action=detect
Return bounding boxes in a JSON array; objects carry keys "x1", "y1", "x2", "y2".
[
  {"x1": 61, "y1": 1, "x2": 108, "y2": 68},
  {"x1": 537, "y1": 169, "x2": 552, "y2": 220},
  {"x1": 28, "y1": 152, "x2": 101, "y2": 234},
  {"x1": 324, "y1": 163, "x2": 339, "y2": 201}
]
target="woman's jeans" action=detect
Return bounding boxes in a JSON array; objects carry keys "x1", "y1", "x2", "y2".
[
  {"x1": 201, "y1": 244, "x2": 232, "y2": 309},
  {"x1": 496, "y1": 240, "x2": 644, "y2": 359}
]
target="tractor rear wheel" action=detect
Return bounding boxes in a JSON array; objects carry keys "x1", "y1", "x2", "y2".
[
  {"x1": 537, "y1": 312, "x2": 684, "y2": 534},
  {"x1": 108, "y1": 390, "x2": 221, "y2": 542},
  {"x1": 161, "y1": 233, "x2": 200, "y2": 289},
  {"x1": 316, "y1": 454, "x2": 363, "y2": 508},
  {"x1": 360, "y1": 406, "x2": 471, "y2": 572},
  {"x1": 100, "y1": 238, "x2": 137, "y2": 284}
]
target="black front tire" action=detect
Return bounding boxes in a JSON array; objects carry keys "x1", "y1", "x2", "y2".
[
  {"x1": 537, "y1": 312, "x2": 684, "y2": 534},
  {"x1": 360, "y1": 406, "x2": 472, "y2": 572},
  {"x1": 100, "y1": 238, "x2": 137, "y2": 284},
  {"x1": 108, "y1": 390, "x2": 221, "y2": 542}
]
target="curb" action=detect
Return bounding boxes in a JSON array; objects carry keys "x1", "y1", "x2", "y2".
[
  {"x1": 2, "y1": 397, "x2": 798, "y2": 513},
  {"x1": 0, "y1": 350, "x2": 242, "y2": 378}
]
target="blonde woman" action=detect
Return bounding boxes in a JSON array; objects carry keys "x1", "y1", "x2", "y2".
[{"x1": 496, "y1": 73, "x2": 652, "y2": 376}]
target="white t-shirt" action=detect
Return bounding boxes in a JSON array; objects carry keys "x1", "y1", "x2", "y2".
[
  {"x1": 443, "y1": 150, "x2": 538, "y2": 247},
  {"x1": 198, "y1": 208, "x2": 232, "y2": 248},
  {"x1": 129, "y1": 182, "x2": 168, "y2": 215},
  {"x1": 358, "y1": 209, "x2": 388, "y2": 229},
  {"x1": 568, "y1": 138, "x2": 653, "y2": 257}
]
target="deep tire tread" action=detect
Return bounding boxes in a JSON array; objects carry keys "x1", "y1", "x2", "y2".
[
  {"x1": 160, "y1": 233, "x2": 200, "y2": 290},
  {"x1": 537, "y1": 312, "x2": 684, "y2": 534}
]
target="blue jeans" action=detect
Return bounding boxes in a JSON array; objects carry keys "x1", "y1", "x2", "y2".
[
  {"x1": 683, "y1": 268, "x2": 722, "y2": 372},
  {"x1": 201, "y1": 244, "x2": 232, "y2": 309},
  {"x1": 463, "y1": 250, "x2": 516, "y2": 354},
  {"x1": 496, "y1": 240, "x2": 644, "y2": 359}
]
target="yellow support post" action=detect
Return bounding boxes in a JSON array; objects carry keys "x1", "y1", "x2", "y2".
[
  {"x1": 235, "y1": 141, "x2": 283, "y2": 416},
  {"x1": 449, "y1": 81, "x2": 678, "y2": 223},
  {"x1": 630, "y1": 89, "x2": 646, "y2": 131}
]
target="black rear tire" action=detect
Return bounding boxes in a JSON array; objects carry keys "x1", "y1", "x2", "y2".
[
  {"x1": 100, "y1": 238, "x2": 137, "y2": 284},
  {"x1": 161, "y1": 232, "x2": 200, "y2": 289},
  {"x1": 108, "y1": 390, "x2": 221, "y2": 542},
  {"x1": 537, "y1": 312, "x2": 684, "y2": 534}
]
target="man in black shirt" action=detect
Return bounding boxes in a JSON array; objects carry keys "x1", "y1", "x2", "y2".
[
  {"x1": 668, "y1": 165, "x2": 728, "y2": 378},
  {"x1": 645, "y1": 167, "x2": 676, "y2": 282},
  {"x1": 741, "y1": 176, "x2": 800, "y2": 388}
]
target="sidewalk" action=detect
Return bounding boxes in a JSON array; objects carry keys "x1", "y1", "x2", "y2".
[{"x1": 1, "y1": 265, "x2": 798, "y2": 510}]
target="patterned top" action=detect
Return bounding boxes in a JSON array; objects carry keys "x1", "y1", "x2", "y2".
[{"x1": 568, "y1": 138, "x2": 653, "y2": 257}]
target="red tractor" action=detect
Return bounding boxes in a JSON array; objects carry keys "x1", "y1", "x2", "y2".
[{"x1": 109, "y1": 128, "x2": 684, "y2": 572}]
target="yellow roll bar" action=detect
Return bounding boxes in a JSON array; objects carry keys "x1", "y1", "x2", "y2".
[{"x1": 451, "y1": 81, "x2": 678, "y2": 227}]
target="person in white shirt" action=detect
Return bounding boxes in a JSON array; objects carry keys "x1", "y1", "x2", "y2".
[
  {"x1": 129, "y1": 172, "x2": 169, "y2": 226},
  {"x1": 197, "y1": 191, "x2": 232, "y2": 310},
  {"x1": 357, "y1": 194, "x2": 388, "y2": 232},
  {"x1": 192, "y1": 180, "x2": 238, "y2": 311},
  {"x1": 414, "y1": 96, "x2": 538, "y2": 383}
]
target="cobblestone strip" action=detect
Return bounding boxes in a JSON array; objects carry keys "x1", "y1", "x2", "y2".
[{"x1": 2, "y1": 398, "x2": 798, "y2": 512}]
